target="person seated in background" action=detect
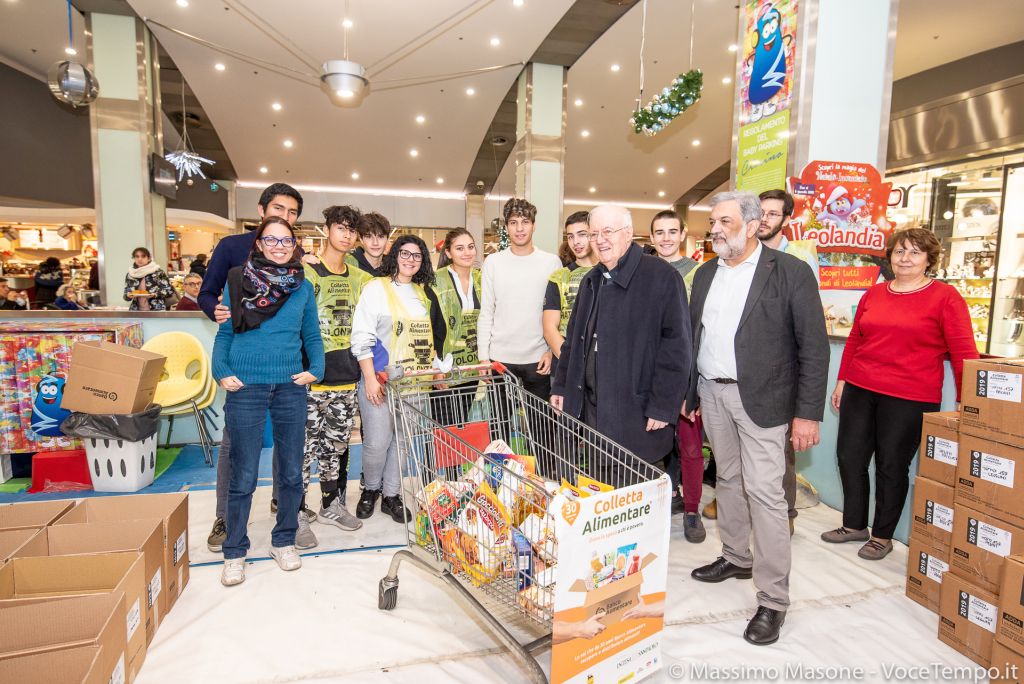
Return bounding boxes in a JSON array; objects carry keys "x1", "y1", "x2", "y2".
[
  {"x1": 175, "y1": 273, "x2": 203, "y2": 311},
  {"x1": 0, "y1": 278, "x2": 28, "y2": 310},
  {"x1": 34, "y1": 257, "x2": 64, "y2": 306},
  {"x1": 189, "y1": 253, "x2": 208, "y2": 278},
  {"x1": 54, "y1": 284, "x2": 85, "y2": 310}
]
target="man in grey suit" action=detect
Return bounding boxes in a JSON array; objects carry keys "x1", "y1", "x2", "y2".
[{"x1": 684, "y1": 190, "x2": 828, "y2": 646}]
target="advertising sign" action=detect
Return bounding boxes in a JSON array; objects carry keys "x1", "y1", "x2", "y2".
[
  {"x1": 550, "y1": 477, "x2": 670, "y2": 684},
  {"x1": 735, "y1": 0, "x2": 798, "y2": 193}
]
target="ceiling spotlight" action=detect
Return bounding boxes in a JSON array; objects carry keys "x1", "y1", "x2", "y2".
[
  {"x1": 321, "y1": 60, "x2": 369, "y2": 106},
  {"x1": 176, "y1": 0, "x2": 189, "y2": 6},
  {"x1": 722, "y1": 77, "x2": 732, "y2": 84},
  {"x1": 692, "y1": 139, "x2": 701, "y2": 146},
  {"x1": 178, "y1": 225, "x2": 185, "y2": 229},
  {"x1": 490, "y1": 37, "x2": 501, "y2": 47},
  {"x1": 581, "y1": 130, "x2": 590, "y2": 138},
  {"x1": 351, "y1": 172, "x2": 360, "y2": 180},
  {"x1": 466, "y1": 87, "x2": 476, "y2": 96},
  {"x1": 436, "y1": 177, "x2": 444, "y2": 184},
  {"x1": 657, "y1": 167, "x2": 666, "y2": 174},
  {"x1": 342, "y1": 18, "x2": 353, "y2": 28},
  {"x1": 64, "y1": 47, "x2": 77, "y2": 56},
  {"x1": 214, "y1": 63, "x2": 226, "y2": 71},
  {"x1": 610, "y1": 64, "x2": 620, "y2": 72},
  {"x1": 658, "y1": 191, "x2": 666, "y2": 198},
  {"x1": 259, "y1": 166, "x2": 268, "y2": 174},
  {"x1": 271, "y1": 102, "x2": 282, "y2": 111},
  {"x1": 589, "y1": 186, "x2": 597, "y2": 193},
  {"x1": 728, "y1": 44, "x2": 738, "y2": 52},
  {"x1": 283, "y1": 139, "x2": 293, "y2": 148},
  {"x1": 513, "y1": 0, "x2": 524, "y2": 6},
  {"x1": 574, "y1": 98, "x2": 583, "y2": 107},
  {"x1": 409, "y1": 149, "x2": 419, "y2": 157},
  {"x1": 415, "y1": 114, "x2": 425, "y2": 124}
]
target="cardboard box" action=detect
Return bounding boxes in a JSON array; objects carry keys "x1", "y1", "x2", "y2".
[
  {"x1": 938, "y1": 572, "x2": 997, "y2": 667},
  {"x1": 919, "y1": 411, "x2": 961, "y2": 487},
  {"x1": 956, "y1": 433, "x2": 1024, "y2": 527},
  {"x1": 951, "y1": 503, "x2": 1024, "y2": 594},
  {"x1": 0, "y1": 499, "x2": 74, "y2": 531},
  {"x1": 567, "y1": 553, "x2": 656, "y2": 626},
  {"x1": 0, "y1": 551, "x2": 147, "y2": 677},
  {"x1": 961, "y1": 358, "x2": 1024, "y2": 449},
  {"x1": 61, "y1": 340, "x2": 165, "y2": 415},
  {"x1": 17, "y1": 519, "x2": 164, "y2": 645},
  {"x1": 56, "y1": 493, "x2": 190, "y2": 614},
  {"x1": 906, "y1": 536, "x2": 950, "y2": 613},
  {"x1": 998, "y1": 556, "x2": 1024, "y2": 655},
  {"x1": 0, "y1": 528, "x2": 41, "y2": 561},
  {"x1": 0, "y1": 645, "x2": 107, "y2": 684},
  {"x1": 0, "y1": 592, "x2": 128, "y2": 684},
  {"x1": 990, "y1": 642, "x2": 1024, "y2": 683},
  {"x1": 911, "y1": 476, "x2": 955, "y2": 548}
]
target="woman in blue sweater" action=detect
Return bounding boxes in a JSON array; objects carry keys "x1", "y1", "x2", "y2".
[{"x1": 213, "y1": 215, "x2": 324, "y2": 587}]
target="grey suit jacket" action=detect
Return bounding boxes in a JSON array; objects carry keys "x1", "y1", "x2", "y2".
[{"x1": 686, "y1": 245, "x2": 829, "y2": 429}]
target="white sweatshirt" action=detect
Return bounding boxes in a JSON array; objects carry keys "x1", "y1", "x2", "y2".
[
  {"x1": 477, "y1": 247, "x2": 561, "y2": 365},
  {"x1": 351, "y1": 279, "x2": 429, "y2": 361}
]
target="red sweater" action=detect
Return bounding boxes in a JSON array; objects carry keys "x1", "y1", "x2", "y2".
[{"x1": 837, "y1": 280, "x2": 978, "y2": 403}]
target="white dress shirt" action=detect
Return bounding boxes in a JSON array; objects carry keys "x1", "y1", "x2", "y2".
[{"x1": 697, "y1": 241, "x2": 762, "y2": 380}]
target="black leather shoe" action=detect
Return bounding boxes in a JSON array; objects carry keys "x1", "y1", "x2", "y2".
[
  {"x1": 356, "y1": 489, "x2": 381, "y2": 519},
  {"x1": 380, "y1": 495, "x2": 411, "y2": 523},
  {"x1": 743, "y1": 606, "x2": 786, "y2": 645},
  {"x1": 691, "y1": 556, "x2": 753, "y2": 583},
  {"x1": 671, "y1": 496, "x2": 685, "y2": 515}
]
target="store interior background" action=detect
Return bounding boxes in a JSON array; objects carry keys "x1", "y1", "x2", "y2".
[{"x1": 1, "y1": 0, "x2": 1024, "y2": 545}]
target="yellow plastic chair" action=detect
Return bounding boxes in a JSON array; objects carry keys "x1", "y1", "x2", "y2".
[
  {"x1": 141, "y1": 332, "x2": 214, "y2": 465},
  {"x1": 162, "y1": 373, "x2": 219, "y2": 466}
]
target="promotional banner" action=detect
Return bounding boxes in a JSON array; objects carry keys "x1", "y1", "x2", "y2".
[
  {"x1": 550, "y1": 477, "x2": 670, "y2": 684},
  {"x1": 735, "y1": 0, "x2": 798, "y2": 193},
  {"x1": 787, "y1": 160, "x2": 897, "y2": 335}
]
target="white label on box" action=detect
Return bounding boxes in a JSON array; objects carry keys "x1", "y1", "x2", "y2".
[
  {"x1": 931, "y1": 502, "x2": 954, "y2": 532},
  {"x1": 109, "y1": 653, "x2": 125, "y2": 684},
  {"x1": 969, "y1": 519, "x2": 1013, "y2": 557},
  {"x1": 977, "y1": 452, "x2": 1015, "y2": 488},
  {"x1": 925, "y1": 555, "x2": 949, "y2": 584},
  {"x1": 931, "y1": 437, "x2": 958, "y2": 466},
  {"x1": 981, "y1": 370, "x2": 1023, "y2": 403},
  {"x1": 178, "y1": 566, "x2": 184, "y2": 597},
  {"x1": 126, "y1": 598, "x2": 141, "y2": 640},
  {"x1": 174, "y1": 531, "x2": 186, "y2": 566},
  {"x1": 967, "y1": 594, "x2": 998, "y2": 633},
  {"x1": 148, "y1": 568, "x2": 162, "y2": 606}
]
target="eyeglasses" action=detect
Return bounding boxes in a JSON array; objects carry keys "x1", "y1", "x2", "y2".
[
  {"x1": 892, "y1": 248, "x2": 925, "y2": 259},
  {"x1": 588, "y1": 227, "x2": 626, "y2": 242},
  {"x1": 397, "y1": 249, "x2": 423, "y2": 262},
  {"x1": 761, "y1": 210, "x2": 784, "y2": 220},
  {"x1": 259, "y1": 236, "x2": 297, "y2": 248},
  {"x1": 184, "y1": 280, "x2": 202, "y2": 287}
]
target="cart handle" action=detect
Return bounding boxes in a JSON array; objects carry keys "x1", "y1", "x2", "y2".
[{"x1": 376, "y1": 361, "x2": 507, "y2": 385}]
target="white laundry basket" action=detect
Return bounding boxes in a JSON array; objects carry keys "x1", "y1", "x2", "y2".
[{"x1": 85, "y1": 433, "x2": 157, "y2": 492}]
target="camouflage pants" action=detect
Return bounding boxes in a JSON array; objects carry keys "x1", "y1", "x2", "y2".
[{"x1": 303, "y1": 388, "x2": 358, "y2": 496}]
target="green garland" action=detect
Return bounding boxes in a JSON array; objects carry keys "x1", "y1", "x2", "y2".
[{"x1": 630, "y1": 69, "x2": 703, "y2": 136}]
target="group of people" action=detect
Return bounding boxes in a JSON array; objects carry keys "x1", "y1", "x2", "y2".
[
  {"x1": 200, "y1": 181, "x2": 977, "y2": 649},
  {"x1": 0, "y1": 257, "x2": 87, "y2": 311}
]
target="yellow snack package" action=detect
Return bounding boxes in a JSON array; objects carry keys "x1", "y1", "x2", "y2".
[
  {"x1": 577, "y1": 475, "x2": 613, "y2": 494},
  {"x1": 559, "y1": 478, "x2": 590, "y2": 499},
  {"x1": 455, "y1": 481, "x2": 512, "y2": 586}
]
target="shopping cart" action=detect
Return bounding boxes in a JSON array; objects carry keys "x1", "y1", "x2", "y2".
[{"x1": 376, "y1": 362, "x2": 666, "y2": 683}]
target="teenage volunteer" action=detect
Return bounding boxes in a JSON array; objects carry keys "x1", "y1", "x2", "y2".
[
  {"x1": 543, "y1": 211, "x2": 595, "y2": 376},
  {"x1": 434, "y1": 228, "x2": 482, "y2": 425}
]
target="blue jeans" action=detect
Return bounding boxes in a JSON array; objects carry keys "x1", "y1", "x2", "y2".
[{"x1": 222, "y1": 382, "x2": 307, "y2": 559}]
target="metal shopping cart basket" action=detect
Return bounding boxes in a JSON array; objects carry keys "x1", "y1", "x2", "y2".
[{"x1": 375, "y1": 362, "x2": 666, "y2": 683}]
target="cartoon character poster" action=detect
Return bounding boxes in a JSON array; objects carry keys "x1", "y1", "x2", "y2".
[
  {"x1": 30, "y1": 371, "x2": 71, "y2": 437},
  {"x1": 787, "y1": 160, "x2": 898, "y2": 335},
  {"x1": 734, "y1": 0, "x2": 798, "y2": 193}
]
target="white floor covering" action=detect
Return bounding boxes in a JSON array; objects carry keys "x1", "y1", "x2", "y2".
[{"x1": 141, "y1": 485, "x2": 979, "y2": 684}]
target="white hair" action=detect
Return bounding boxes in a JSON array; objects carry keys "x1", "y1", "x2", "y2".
[
  {"x1": 710, "y1": 191, "x2": 762, "y2": 224},
  {"x1": 589, "y1": 204, "x2": 633, "y2": 229}
]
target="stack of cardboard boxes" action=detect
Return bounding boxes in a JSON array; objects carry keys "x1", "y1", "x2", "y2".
[
  {"x1": 906, "y1": 358, "x2": 1024, "y2": 675},
  {"x1": 0, "y1": 492, "x2": 189, "y2": 683}
]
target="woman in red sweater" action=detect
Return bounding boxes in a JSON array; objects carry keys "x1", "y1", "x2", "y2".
[{"x1": 822, "y1": 228, "x2": 978, "y2": 560}]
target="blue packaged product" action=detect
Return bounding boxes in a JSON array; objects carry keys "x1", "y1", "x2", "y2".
[{"x1": 511, "y1": 527, "x2": 534, "y2": 591}]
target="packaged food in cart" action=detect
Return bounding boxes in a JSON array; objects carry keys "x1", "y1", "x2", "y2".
[
  {"x1": 419, "y1": 479, "x2": 458, "y2": 525},
  {"x1": 578, "y1": 474, "x2": 613, "y2": 495}
]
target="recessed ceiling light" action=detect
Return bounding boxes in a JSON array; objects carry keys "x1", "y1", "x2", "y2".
[
  {"x1": 283, "y1": 139, "x2": 293, "y2": 148},
  {"x1": 589, "y1": 186, "x2": 597, "y2": 193},
  {"x1": 271, "y1": 102, "x2": 282, "y2": 111},
  {"x1": 409, "y1": 149, "x2": 419, "y2": 157},
  {"x1": 351, "y1": 172, "x2": 360, "y2": 180},
  {"x1": 658, "y1": 191, "x2": 666, "y2": 198},
  {"x1": 176, "y1": 0, "x2": 188, "y2": 6},
  {"x1": 415, "y1": 114, "x2": 425, "y2": 124},
  {"x1": 581, "y1": 130, "x2": 590, "y2": 138},
  {"x1": 722, "y1": 77, "x2": 732, "y2": 85},
  {"x1": 342, "y1": 18, "x2": 353, "y2": 28},
  {"x1": 64, "y1": 47, "x2": 77, "y2": 56},
  {"x1": 513, "y1": 0, "x2": 524, "y2": 6},
  {"x1": 259, "y1": 166, "x2": 268, "y2": 174},
  {"x1": 692, "y1": 139, "x2": 701, "y2": 146},
  {"x1": 436, "y1": 177, "x2": 444, "y2": 184},
  {"x1": 728, "y1": 44, "x2": 738, "y2": 52},
  {"x1": 610, "y1": 64, "x2": 620, "y2": 72},
  {"x1": 657, "y1": 167, "x2": 666, "y2": 174},
  {"x1": 179, "y1": 225, "x2": 185, "y2": 229},
  {"x1": 465, "y1": 87, "x2": 476, "y2": 96},
  {"x1": 490, "y1": 37, "x2": 501, "y2": 47},
  {"x1": 214, "y1": 63, "x2": 226, "y2": 71},
  {"x1": 574, "y1": 98, "x2": 583, "y2": 107}
]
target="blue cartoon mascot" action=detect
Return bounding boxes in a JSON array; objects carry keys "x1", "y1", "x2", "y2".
[
  {"x1": 30, "y1": 372, "x2": 71, "y2": 437},
  {"x1": 746, "y1": 2, "x2": 790, "y2": 122}
]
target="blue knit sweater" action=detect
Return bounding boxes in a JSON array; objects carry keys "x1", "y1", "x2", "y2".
[{"x1": 212, "y1": 280, "x2": 325, "y2": 385}]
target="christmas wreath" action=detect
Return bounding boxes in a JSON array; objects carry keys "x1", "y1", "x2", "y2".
[{"x1": 630, "y1": 69, "x2": 703, "y2": 136}]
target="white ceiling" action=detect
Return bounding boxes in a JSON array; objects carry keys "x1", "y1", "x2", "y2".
[{"x1": 1, "y1": 0, "x2": 1023, "y2": 210}]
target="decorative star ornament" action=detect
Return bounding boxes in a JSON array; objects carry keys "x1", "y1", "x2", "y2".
[{"x1": 165, "y1": 149, "x2": 215, "y2": 181}]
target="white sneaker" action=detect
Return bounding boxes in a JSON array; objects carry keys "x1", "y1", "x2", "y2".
[
  {"x1": 269, "y1": 545, "x2": 302, "y2": 571},
  {"x1": 221, "y1": 558, "x2": 245, "y2": 586}
]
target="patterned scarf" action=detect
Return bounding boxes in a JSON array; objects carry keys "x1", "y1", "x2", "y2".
[{"x1": 230, "y1": 253, "x2": 304, "y2": 333}]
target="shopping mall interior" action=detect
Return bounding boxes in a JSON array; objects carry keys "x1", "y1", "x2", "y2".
[{"x1": 1, "y1": 1, "x2": 1024, "y2": 682}]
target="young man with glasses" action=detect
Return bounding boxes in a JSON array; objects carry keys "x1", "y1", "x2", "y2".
[
  {"x1": 543, "y1": 211, "x2": 595, "y2": 377},
  {"x1": 175, "y1": 274, "x2": 203, "y2": 311},
  {"x1": 302, "y1": 205, "x2": 371, "y2": 541},
  {"x1": 478, "y1": 198, "x2": 561, "y2": 400}
]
